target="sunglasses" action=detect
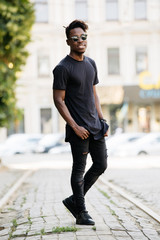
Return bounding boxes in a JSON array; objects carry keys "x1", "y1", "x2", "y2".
[{"x1": 69, "y1": 34, "x2": 87, "y2": 42}]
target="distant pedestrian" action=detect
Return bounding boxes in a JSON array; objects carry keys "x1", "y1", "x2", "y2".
[{"x1": 52, "y1": 20, "x2": 109, "y2": 225}]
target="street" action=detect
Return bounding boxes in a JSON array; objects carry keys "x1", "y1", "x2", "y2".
[
  {"x1": 2, "y1": 152, "x2": 160, "y2": 215},
  {"x1": 0, "y1": 153, "x2": 160, "y2": 240}
]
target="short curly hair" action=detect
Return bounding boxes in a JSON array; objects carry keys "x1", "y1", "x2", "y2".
[{"x1": 64, "y1": 20, "x2": 88, "y2": 39}]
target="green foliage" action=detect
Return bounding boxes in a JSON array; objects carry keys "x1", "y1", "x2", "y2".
[
  {"x1": 12, "y1": 219, "x2": 18, "y2": 228},
  {"x1": 52, "y1": 226, "x2": 78, "y2": 234},
  {"x1": 40, "y1": 228, "x2": 45, "y2": 235},
  {"x1": 0, "y1": 0, "x2": 35, "y2": 127}
]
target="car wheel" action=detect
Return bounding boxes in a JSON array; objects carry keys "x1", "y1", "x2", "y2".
[{"x1": 138, "y1": 151, "x2": 148, "y2": 155}]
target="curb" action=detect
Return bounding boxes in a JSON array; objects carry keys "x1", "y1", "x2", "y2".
[
  {"x1": 0, "y1": 170, "x2": 33, "y2": 209},
  {"x1": 100, "y1": 176, "x2": 160, "y2": 224}
]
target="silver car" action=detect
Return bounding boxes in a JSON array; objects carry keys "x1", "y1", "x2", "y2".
[{"x1": 113, "y1": 132, "x2": 160, "y2": 157}]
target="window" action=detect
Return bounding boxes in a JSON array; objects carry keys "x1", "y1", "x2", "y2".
[
  {"x1": 106, "y1": 0, "x2": 118, "y2": 21},
  {"x1": 34, "y1": 0, "x2": 48, "y2": 23},
  {"x1": 38, "y1": 55, "x2": 50, "y2": 77},
  {"x1": 134, "y1": 0, "x2": 147, "y2": 20},
  {"x1": 40, "y1": 108, "x2": 52, "y2": 134},
  {"x1": 136, "y1": 47, "x2": 148, "y2": 74},
  {"x1": 138, "y1": 106, "x2": 150, "y2": 132},
  {"x1": 107, "y1": 48, "x2": 120, "y2": 75},
  {"x1": 75, "y1": 0, "x2": 88, "y2": 20},
  {"x1": 7, "y1": 111, "x2": 25, "y2": 135}
]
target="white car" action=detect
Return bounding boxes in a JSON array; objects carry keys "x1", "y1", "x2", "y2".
[
  {"x1": 49, "y1": 143, "x2": 71, "y2": 154},
  {"x1": 0, "y1": 134, "x2": 42, "y2": 157},
  {"x1": 114, "y1": 132, "x2": 160, "y2": 157},
  {"x1": 35, "y1": 133, "x2": 64, "y2": 153},
  {"x1": 106, "y1": 132, "x2": 146, "y2": 156}
]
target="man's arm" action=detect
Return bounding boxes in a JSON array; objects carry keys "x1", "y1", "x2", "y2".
[
  {"x1": 93, "y1": 85, "x2": 103, "y2": 119},
  {"x1": 93, "y1": 86, "x2": 108, "y2": 136},
  {"x1": 53, "y1": 89, "x2": 90, "y2": 140}
]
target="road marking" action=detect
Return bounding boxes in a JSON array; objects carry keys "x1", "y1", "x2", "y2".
[
  {"x1": 0, "y1": 170, "x2": 33, "y2": 209},
  {"x1": 99, "y1": 177, "x2": 160, "y2": 224}
]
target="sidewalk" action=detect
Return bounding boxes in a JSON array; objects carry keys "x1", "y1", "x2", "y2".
[
  {"x1": 0, "y1": 166, "x2": 25, "y2": 200},
  {"x1": 0, "y1": 169, "x2": 160, "y2": 240}
]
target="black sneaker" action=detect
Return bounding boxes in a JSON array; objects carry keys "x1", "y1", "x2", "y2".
[
  {"x1": 62, "y1": 196, "x2": 77, "y2": 218},
  {"x1": 76, "y1": 211, "x2": 95, "y2": 225}
]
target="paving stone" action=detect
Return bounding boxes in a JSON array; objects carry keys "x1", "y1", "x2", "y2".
[
  {"x1": 42, "y1": 235, "x2": 58, "y2": 240},
  {"x1": 58, "y1": 233, "x2": 77, "y2": 240},
  {"x1": 103, "y1": 168, "x2": 160, "y2": 216},
  {"x1": 147, "y1": 238, "x2": 160, "y2": 240},
  {"x1": 43, "y1": 223, "x2": 55, "y2": 233},
  {"x1": 122, "y1": 223, "x2": 139, "y2": 232},
  {"x1": 17, "y1": 218, "x2": 29, "y2": 225},
  {"x1": 13, "y1": 224, "x2": 30, "y2": 236},
  {"x1": 98, "y1": 235, "x2": 116, "y2": 240},
  {"x1": 0, "y1": 168, "x2": 24, "y2": 199},
  {"x1": 76, "y1": 229, "x2": 97, "y2": 236},
  {"x1": 115, "y1": 237, "x2": 133, "y2": 240},
  {"x1": 96, "y1": 231, "x2": 112, "y2": 236},
  {"x1": 0, "y1": 228, "x2": 9, "y2": 236},
  {"x1": 105, "y1": 221, "x2": 124, "y2": 231},
  {"x1": 128, "y1": 230, "x2": 146, "y2": 238},
  {"x1": 1, "y1": 168, "x2": 160, "y2": 240},
  {"x1": 25, "y1": 236, "x2": 41, "y2": 240},
  {"x1": 0, "y1": 236, "x2": 9, "y2": 240},
  {"x1": 111, "y1": 230, "x2": 130, "y2": 237},
  {"x1": 29, "y1": 221, "x2": 44, "y2": 234},
  {"x1": 76, "y1": 236, "x2": 98, "y2": 240},
  {"x1": 95, "y1": 224, "x2": 111, "y2": 231},
  {"x1": 142, "y1": 229, "x2": 160, "y2": 239},
  {"x1": 13, "y1": 238, "x2": 26, "y2": 240},
  {"x1": 29, "y1": 207, "x2": 41, "y2": 218}
]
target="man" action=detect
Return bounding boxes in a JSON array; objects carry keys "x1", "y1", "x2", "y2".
[{"x1": 52, "y1": 20, "x2": 109, "y2": 225}]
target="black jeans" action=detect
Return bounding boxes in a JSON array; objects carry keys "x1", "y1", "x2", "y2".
[{"x1": 69, "y1": 129, "x2": 108, "y2": 213}]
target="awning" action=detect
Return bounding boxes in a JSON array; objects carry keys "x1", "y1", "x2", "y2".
[
  {"x1": 97, "y1": 85, "x2": 160, "y2": 105},
  {"x1": 124, "y1": 86, "x2": 160, "y2": 104},
  {"x1": 97, "y1": 86, "x2": 124, "y2": 105}
]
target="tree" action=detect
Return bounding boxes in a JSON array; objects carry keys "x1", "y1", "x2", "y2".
[{"x1": 0, "y1": 0, "x2": 35, "y2": 128}]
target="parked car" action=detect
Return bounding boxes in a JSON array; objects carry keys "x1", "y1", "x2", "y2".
[
  {"x1": 113, "y1": 132, "x2": 160, "y2": 157},
  {"x1": 0, "y1": 134, "x2": 42, "y2": 157},
  {"x1": 35, "y1": 133, "x2": 64, "y2": 153},
  {"x1": 49, "y1": 142, "x2": 70, "y2": 154},
  {"x1": 106, "y1": 132, "x2": 146, "y2": 156}
]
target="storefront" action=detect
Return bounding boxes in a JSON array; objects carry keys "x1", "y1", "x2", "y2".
[
  {"x1": 123, "y1": 85, "x2": 160, "y2": 133},
  {"x1": 97, "y1": 77, "x2": 160, "y2": 134},
  {"x1": 97, "y1": 86, "x2": 124, "y2": 134}
]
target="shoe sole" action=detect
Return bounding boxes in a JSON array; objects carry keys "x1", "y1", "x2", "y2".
[
  {"x1": 76, "y1": 220, "x2": 95, "y2": 225},
  {"x1": 62, "y1": 199, "x2": 77, "y2": 218}
]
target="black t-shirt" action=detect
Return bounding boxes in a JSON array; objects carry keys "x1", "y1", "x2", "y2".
[{"x1": 53, "y1": 55, "x2": 108, "y2": 140}]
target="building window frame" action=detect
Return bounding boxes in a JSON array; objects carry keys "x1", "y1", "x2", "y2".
[
  {"x1": 134, "y1": 0, "x2": 147, "y2": 20},
  {"x1": 34, "y1": 0, "x2": 48, "y2": 23},
  {"x1": 40, "y1": 108, "x2": 52, "y2": 134},
  {"x1": 75, "y1": 0, "x2": 88, "y2": 21},
  {"x1": 37, "y1": 54, "x2": 50, "y2": 78},
  {"x1": 107, "y1": 47, "x2": 120, "y2": 75},
  {"x1": 135, "y1": 46, "x2": 148, "y2": 75},
  {"x1": 106, "y1": 0, "x2": 118, "y2": 21},
  {"x1": 7, "y1": 110, "x2": 25, "y2": 135}
]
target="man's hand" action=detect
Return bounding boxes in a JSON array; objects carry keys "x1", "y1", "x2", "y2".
[
  {"x1": 104, "y1": 130, "x2": 109, "y2": 137},
  {"x1": 73, "y1": 125, "x2": 90, "y2": 140}
]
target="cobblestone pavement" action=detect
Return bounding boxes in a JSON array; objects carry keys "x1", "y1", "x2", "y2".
[
  {"x1": 0, "y1": 167, "x2": 25, "y2": 199},
  {"x1": 0, "y1": 169, "x2": 160, "y2": 240},
  {"x1": 103, "y1": 167, "x2": 160, "y2": 216}
]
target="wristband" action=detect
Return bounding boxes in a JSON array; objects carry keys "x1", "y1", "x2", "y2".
[{"x1": 100, "y1": 118, "x2": 107, "y2": 123}]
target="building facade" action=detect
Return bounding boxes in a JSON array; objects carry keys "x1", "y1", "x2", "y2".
[{"x1": 1, "y1": 0, "x2": 160, "y2": 140}]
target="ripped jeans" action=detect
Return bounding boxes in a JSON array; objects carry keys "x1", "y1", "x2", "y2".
[{"x1": 69, "y1": 129, "x2": 108, "y2": 213}]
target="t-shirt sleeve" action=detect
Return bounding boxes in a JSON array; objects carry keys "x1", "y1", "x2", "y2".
[
  {"x1": 93, "y1": 63, "x2": 99, "y2": 85},
  {"x1": 52, "y1": 65, "x2": 68, "y2": 90},
  {"x1": 89, "y1": 58, "x2": 99, "y2": 85}
]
